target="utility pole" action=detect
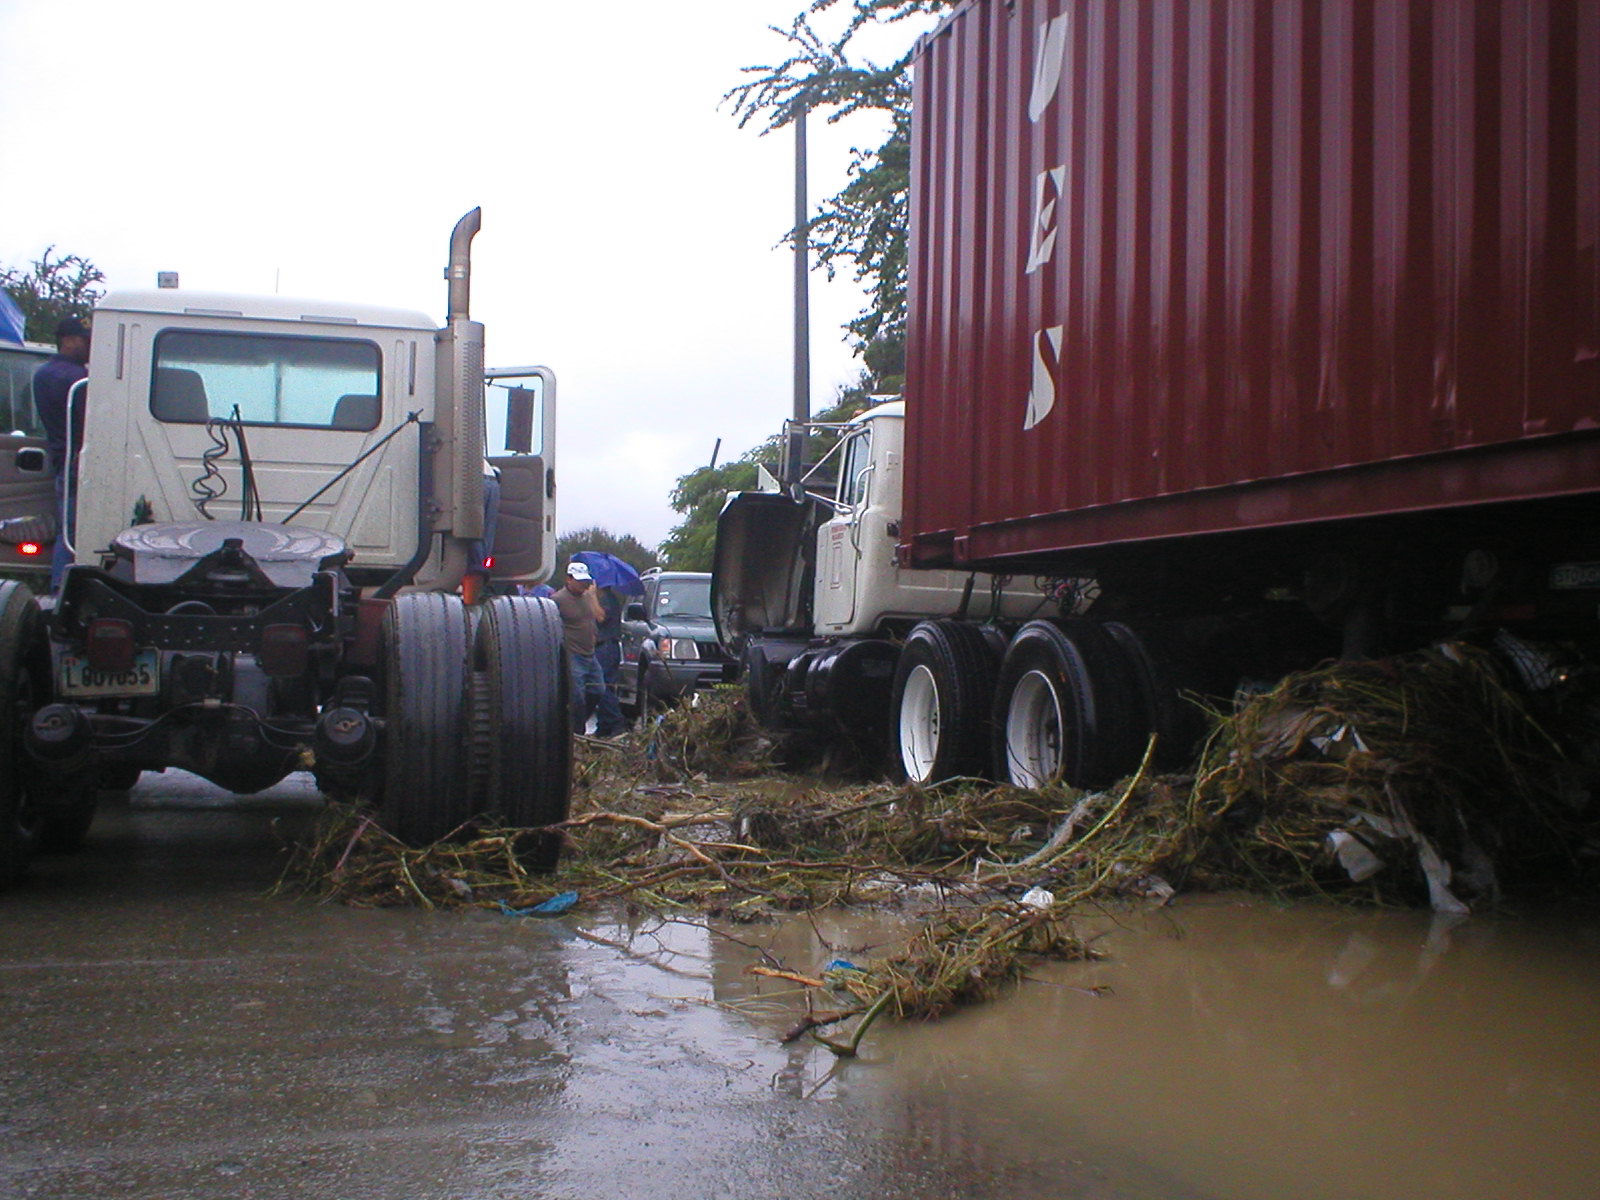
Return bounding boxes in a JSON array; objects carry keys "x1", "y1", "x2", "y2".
[{"x1": 788, "y1": 98, "x2": 811, "y2": 488}]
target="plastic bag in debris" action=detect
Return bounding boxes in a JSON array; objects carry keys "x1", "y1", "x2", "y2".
[
  {"x1": 1020, "y1": 887, "x2": 1055, "y2": 909},
  {"x1": 497, "y1": 891, "x2": 579, "y2": 918}
]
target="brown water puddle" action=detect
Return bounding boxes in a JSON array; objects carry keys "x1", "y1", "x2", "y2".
[
  {"x1": 700, "y1": 896, "x2": 1600, "y2": 1200},
  {"x1": 3, "y1": 779, "x2": 1594, "y2": 1199}
]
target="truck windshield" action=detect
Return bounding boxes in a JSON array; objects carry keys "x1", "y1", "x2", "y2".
[
  {"x1": 655, "y1": 578, "x2": 712, "y2": 619},
  {"x1": 151, "y1": 330, "x2": 381, "y2": 431},
  {"x1": 0, "y1": 345, "x2": 47, "y2": 437}
]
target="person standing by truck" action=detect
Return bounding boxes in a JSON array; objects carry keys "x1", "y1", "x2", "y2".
[
  {"x1": 592, "y1": 584, "x2": 628, "y2": 736},
  {"x1": 31, "y1": 316, "x2": 89, "y2": 590},
  {"x1": 552, "y1": 560, "x2": 608, "y2": 732}
]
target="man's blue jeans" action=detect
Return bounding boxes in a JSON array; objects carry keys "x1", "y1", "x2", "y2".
[
  {"x1": 568, "y1": 650, "x2": 607, "y2": 733},
  {"x1": 593, "y1": 639, "x2": 626, "y2": 736}
]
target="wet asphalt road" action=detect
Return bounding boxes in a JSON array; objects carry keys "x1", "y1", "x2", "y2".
[
  {"x1": 4, "y1": 772, "x2": 1597, "y2": 1200},
  {"x1": 0, "y1": 772, "x2": 1175, "y2": 1200}
]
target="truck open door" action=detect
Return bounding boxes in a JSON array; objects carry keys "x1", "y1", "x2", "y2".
[{"x1": 484, "y1": 366, "x2": 557, "y2": 585}]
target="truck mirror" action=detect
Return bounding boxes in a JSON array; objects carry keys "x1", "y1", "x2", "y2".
[
  {"x1": 505, "y1": 386, "x2": 536, "y2": 455},
  {"x1": 625, "y1": 602, "x2": 646, "y2": 622}
]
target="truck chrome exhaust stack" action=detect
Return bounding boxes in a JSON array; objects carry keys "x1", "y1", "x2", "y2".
[{"x1": 446, "y1": 207, "x2": 482, "y2": 321}]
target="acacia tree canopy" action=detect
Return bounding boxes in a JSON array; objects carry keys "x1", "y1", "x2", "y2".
[
  {"x1": 657, "y1": 2, "x2": 944, "y2": 570},
  {"x1": 1, "y1": 247, "x2": 105, "y2": 342}
]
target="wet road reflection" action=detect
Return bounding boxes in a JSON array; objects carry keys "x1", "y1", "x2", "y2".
[{"x1": 0, "y1": 774, "x2": 1594, "y2": 1199}]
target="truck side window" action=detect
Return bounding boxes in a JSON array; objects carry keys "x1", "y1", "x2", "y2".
[
  {"x1": 839, "y1": 428, "x2": 872, "y2": 509},
  {"x1": 150, "y1": 330, "x2": 381, "y2": 430}
]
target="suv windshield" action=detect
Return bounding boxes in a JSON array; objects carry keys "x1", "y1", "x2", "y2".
[
  {"x1": 654, "y1": 577, "x2": 711, "y2": 619},
  {"x1": 151, "y1": 329, "x2": 381, "y2": 430},
  {"x1": 0, "y1": 345, "x2": 47, "y2": 437}
]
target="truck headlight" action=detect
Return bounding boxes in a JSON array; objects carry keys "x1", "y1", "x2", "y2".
[{"x1": 661, "y1": 637, "x2": 700, "y2": 662}]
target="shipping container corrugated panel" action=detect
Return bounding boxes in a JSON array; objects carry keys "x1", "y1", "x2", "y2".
[{"x1": 902, "y1": 0, "x2": 1600, "y2": 568}]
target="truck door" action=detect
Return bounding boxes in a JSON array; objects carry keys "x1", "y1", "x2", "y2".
[
  {"x1": 814, "y1": 425, "x2": 872, "y2": 631},
  {"x1": 484, "y1": 368, "x2": 557, "y2": 584}
]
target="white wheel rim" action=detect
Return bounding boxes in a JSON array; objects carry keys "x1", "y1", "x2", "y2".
[
  {"x1": 1004, "y1": 669, "x2": 1063, "y2": 788},
  {"x1": 898, "y1": 663, "x2": 942, "y2": 782}
]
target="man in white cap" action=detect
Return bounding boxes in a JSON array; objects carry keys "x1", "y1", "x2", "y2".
[{"x1": 552, "y1": 560, "x2": 608, "y2": 731}]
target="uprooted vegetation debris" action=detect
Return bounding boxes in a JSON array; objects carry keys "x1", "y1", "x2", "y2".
[{"x1": 277, "y1": 641, "x2": 1600, "y2": 1048}]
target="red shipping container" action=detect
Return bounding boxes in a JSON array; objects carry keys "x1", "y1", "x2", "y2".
[{"x1": 902, "y1": 0, "x2": 1600, "y2": 570}]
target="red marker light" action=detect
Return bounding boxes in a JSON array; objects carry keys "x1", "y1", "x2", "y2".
[
  {"x1": 483, "y1": 555, "x2": 495, "y2": 570},
  {"x1": 17, "y1": 542, "x2": 40, "y2": 556}
]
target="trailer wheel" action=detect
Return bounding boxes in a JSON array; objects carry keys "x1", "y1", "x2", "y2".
[
  {"x1": 378, "y1": 593, "x2": 473, "y2": 846},
  {"x1": 891, "y1": 620, "x2": 999, "y2": 785},
  {"x1": 992, "y1": 620, "x2": 1143, "y2": 790},
  {"x1": 0, "y1": 581, "x2": 44, "y2": 886},
  {"x1": 469, "y1": 596, "x2": 571, "y2": 872}
]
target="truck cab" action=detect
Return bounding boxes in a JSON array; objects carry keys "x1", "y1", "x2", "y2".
[{"x1": 714, "y1": 402, "x2": 1035, "y2": 748}]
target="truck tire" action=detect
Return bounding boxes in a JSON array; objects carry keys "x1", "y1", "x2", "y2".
[
  {"x1": 992, "y1": 619, "x2": 1144, "y2": 790},
  {"x1": 469, "y1": 596, "x2": 571, "y2": 871},
  {"x1": 1101, "y1": 621, "x2": 1208, "y2": 771},
  {"x1": 891, "y1": 620, "x2": 998, "y2": 785},
  {"x1": 0, "y1": 581, "x2": 44, "y2": 886},
  {"x1": 379, "y1": 593, "x2": 474, "y2": 846},
  {"x1": 743, "y1": 644, "x2": 781, "y2": 729}
]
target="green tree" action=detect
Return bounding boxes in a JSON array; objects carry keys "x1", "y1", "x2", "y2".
[
  {"x1": 555, "y1": 527, "x2": 660, "y2": 576},
  {"x1": 1, "y1": 247, "x2": 105, "y2": 342},
  {"x1": 657, "y1": 393, "x2": 878, "y2": 570}
]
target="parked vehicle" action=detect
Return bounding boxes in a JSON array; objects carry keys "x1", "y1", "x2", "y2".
[
  {"x1": 715, "y1": 0, "x2": 1600, "y2": 787},
  {"x1": 0, "y1": 209, "x2": 573, "y2": 886},
  {"x1": 0, "y1": 340, "x2": 55, "y2": 580},
  {"x1": 616, "y1": 569, "x2": 737, "y2": 715}
]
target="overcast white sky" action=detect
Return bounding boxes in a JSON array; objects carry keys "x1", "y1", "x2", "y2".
[{"x1": 0, "y1": 0, "x2": 927, "y2": 547}]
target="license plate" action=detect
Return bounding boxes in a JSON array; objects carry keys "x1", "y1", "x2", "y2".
[
  {"x1": 59, "y1": 650, "x2": 160, "y2": 698},
  {"x1": 1550, "y1": 561, "x2": 1600, "y2": 591}
]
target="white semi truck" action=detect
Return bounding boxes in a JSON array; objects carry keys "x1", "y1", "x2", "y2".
[{"x1": 0, "y1": 209, "x2": 572, "y2": 885}]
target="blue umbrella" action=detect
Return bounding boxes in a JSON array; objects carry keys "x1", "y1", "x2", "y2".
[{"x1": 571, "y1": 550, "x2": 644, "y2": 595}]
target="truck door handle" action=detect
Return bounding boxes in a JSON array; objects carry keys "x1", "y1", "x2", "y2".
[{"x1": 14, "y1": 447, "x2": 47, "y2": 473}]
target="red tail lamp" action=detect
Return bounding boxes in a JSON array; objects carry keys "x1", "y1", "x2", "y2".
[
  {"x1": 260, "y1": 624, "x2": 310, "y2": 677},
  {"x1": 85, "y1": 618, "x2": 136, "y2": 671},
  {"x1": 17, "y1": 542, "x2": 41, "y2": 556}
]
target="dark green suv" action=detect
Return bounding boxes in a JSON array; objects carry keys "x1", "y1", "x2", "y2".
[{"x1": 615, "y1": 570, "x2": 737, "y2": 714}]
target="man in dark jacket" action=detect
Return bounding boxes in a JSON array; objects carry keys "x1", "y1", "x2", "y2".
[{"x1": 31, "y1": 316, "x2": 90, "y2": 590}]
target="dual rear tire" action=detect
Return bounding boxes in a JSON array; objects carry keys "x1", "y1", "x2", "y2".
[
  {"x1": 379, "y1": 593, "x2": 570, "y2": 863},
  {"x1": 890, "y1": 620, "x2": 999, "y2": 785},
  {"x1": 890, "y1": 616, "x2": 1201, "y2": 791}
]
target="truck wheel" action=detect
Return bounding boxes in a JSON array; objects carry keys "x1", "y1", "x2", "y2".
[
  {"x1": 469, "y1": 596, "x2": 571, "y2": 871},
  {"x1": 379, "y1": 593, "x2": 473, "y2": 846},
  {"x1": 0, "y1": 581, "x2": 45, "y2": 886},
  {"x1": 1101, "y1": 621, "x2": 1207, "y2": 771},
  {"x1": 891, "y1": 620, "x2": 998, "y2": 785},
  {"x1": 992, "y1": 620, "x2": 1143, "y2": 790},
  {"x1": 743, "y1": 644, "x2": 782, "y2": 729}
]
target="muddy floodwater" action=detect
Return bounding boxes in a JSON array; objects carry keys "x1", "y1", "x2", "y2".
[{"x1": 0, "y1": 774, "x2": 1596, "y2": 1200}]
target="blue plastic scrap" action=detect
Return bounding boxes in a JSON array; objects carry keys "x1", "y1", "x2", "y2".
[{"x1": 497, "y1": 891, "x2": 579, "y2": 918}]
